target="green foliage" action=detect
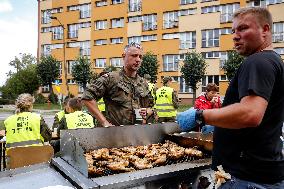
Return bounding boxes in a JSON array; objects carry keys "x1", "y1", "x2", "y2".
[
  {"x1": 103, "y1": 65, "x2": 118, "y2": 73},
  {"x1": 0, "y1": 98, "x2": 14, "y2": 105},
  {"x1": 36, "y1": 56, "x2": 60, "y2": 94},
  {"x1": 222, "y1": 50, "x2": 244, "y2": 81},
  {"x1": 1, "y1": 64, "x2": 41, "y2": 99},
  {"x1": 138, "y1": 52, "x2": 159, "y2": 83},
  {"x1": 48, "y1": 92, "x2": 59, "y2": 104},
  {"x1": 7, "y1": 53, "x2": 37, "y2": 76},
  {"x1": 35, "y1": 93, "x2": 47, "y2": 104},
  {"x1": 71, "y1": 56, "x2": 94, "y2": 89},
  {"x1": 181, "y1": 51, "x2": 207, "y2": 103}
]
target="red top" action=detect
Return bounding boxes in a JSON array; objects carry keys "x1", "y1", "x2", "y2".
[{"x1": 194, "y1": 92, "x2": 222, "y2": 110}]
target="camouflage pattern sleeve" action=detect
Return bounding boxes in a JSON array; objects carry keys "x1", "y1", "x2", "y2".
[
  {"x1": 82, "y1": 74, "x2": 109, "y2": 101},
  {"x1": 172, "y1": 90, "x2": 179, "y2": 109},
  {"x1": 52, "y1": 115, "x2": 60, "y2": 131},
  {"x1": 57, "y1": 117, "x2": 68, "y2": 136},
  {"x1": 40, "y1": 116, "x2": 52, "y2": 142}
]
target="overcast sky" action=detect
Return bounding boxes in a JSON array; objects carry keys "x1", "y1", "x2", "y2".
[{"x1": 0, "y1": 0, "x2": 37, "y2": 86}]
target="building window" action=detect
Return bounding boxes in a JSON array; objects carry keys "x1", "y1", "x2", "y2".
[
  {"x1": 163, "y1": 55, "x2": 179, "y2": 71},
  {"x1": 111, "y1": 37, "x2": 123, "y2": 44},
  {"x1": 42, "y1": 45, "x2": 51, "y2": 56},
  {"x1": 67, "y1": 60, "x2": 76, "y2": 74},
  {"x1": 52, "y1": 26, "x2": 63, "y2": 40},
  {"x1": 141, "y1": 35, "x2": 157, "y2": 42},
  {"x1": 68, "y1": 22, "x2": 91, "y2": 38},
  {"x1": 180, "y1": 0, "x2": 196, "y2": 5},
  {"x1": 95, "y1": 20, "x2": 107, "y2": 30},
  {"x1": 110, "y1": 57, "x2": 123, "y2": 67},
  {"x1": 142, "y1": 14, "x2": 157, "y2": 31},
  {"x1": 202, "y1": 29, "x2": 220, "y2": 48},
  {"x1": 41, "y1": 10, "x2": 51, "y2": 24},
  {"x1": 128, "y1": 36, "x2": 141, "y2": 44},
  {"x1": 163, "y1": 11, "x2": 179, "y2": 29},
  {"x1": 78, "y1": 85, "x2": 84, "y2": 93},
  {"x1": 67, "y1": 79, "x2": 76, "y2": 84},
  {"x1": 129, "y1": 0, "x2": 142, "y2": 12},
  {"x1": 128, "y1": 15, "x2": 142, "y2": 22},
  {"x1": 112, "y1": 0, "x2": 123, "y2": 4},
  {"x1": 95, "y1": 39, "x2": 108, "y2": 45},
  {"x1": 96, "y1": 0, "x2": 107, "y2": 7},
  {"x1": 202, "y1": 75, "x2": 219, "y2": 92},
  {"x1": 95, "y1": 58, "x2": 106, "y2": 68},
  {"x1": 68, "y1": 4, "x2": 91, "y2": 19},
  {"x1": 178, "y1": 77, "x2": 192, "y2": 93},
  {"x1": 111, "y1": 18, "x2": 124, "y2": 28},
  {"x1": 162, "y1": 33, "x2": 180, "y2": 39},
  {"x1": 67, "y1": 41, "x2": 90, "y2": 56},
  {"x1": 179, "y1": 8, "x2": 197, "y2": 16},
  {"x1": 59, "y1": 62, "x2": 62, "y2": 75},
  {"x1": 273, "y1": 22, "x2": 284, "y2": 43},
  {"x1": 202, "y1": 51, "x2": 222, "y2": 59},
  {"x1": 275, "y1": 47, "x2": 284, "y2": 55},
  {"x1": 201, "y1": 5, "x2": 220, "y2": 14},
  {"x1": 248, "y1": 0, "x2": 283, "y2": 7},
  {"x1": 220, "y1": 3, "x2": 240, "y2": 23},
  {"x1": 201, "y1": 0, "x2": 218, "y2": 2},
  {"x1": 180, "y1": 32, "x2": 196, "y2": 49},
  {"x1": 42, "y1": 85, "x2": 50, "y2": 93}
]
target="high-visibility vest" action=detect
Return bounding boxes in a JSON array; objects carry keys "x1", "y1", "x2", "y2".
[
  {"x1": 56, "y1": 110, "x2": 65, "y2": 121},
  {"x1": 97, "y1": 98, "x2": 105, "y2": 112},
  {"x1": 65, "y1": 111, "x2": 94, "y2": 129},
  {"x1": 155, "y1": 86, "x2": 177, "y2": 118},
  {"x1": 148, "y1": 83, "x2": 155, "y2": 100},
  {"x1": 4, "y1": 112, "x2": 43, "y2": 150}
]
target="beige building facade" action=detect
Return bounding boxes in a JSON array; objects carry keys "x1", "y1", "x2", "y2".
[{"x1": 38, "y1": 0, "x2": 284, "y2": 104}]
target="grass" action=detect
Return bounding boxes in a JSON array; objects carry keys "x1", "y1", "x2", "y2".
[
  {"x1": 33, "y1": 103, "x2": 61, "y2": 110},
  {"x1": 0, "y1": 120, "x2": 4, "y2": 130}
]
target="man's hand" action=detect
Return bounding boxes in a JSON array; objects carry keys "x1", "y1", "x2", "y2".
[
  {"x1": 102, "y1": 120, "x2": 115, "y2": 127},
  {"x1": 177, "y1": 107, "x2": 197, "y2": 131}
]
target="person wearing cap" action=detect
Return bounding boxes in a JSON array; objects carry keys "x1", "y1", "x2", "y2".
[
  {"x1": 155, "y1": 76, "x2": 179, "y2": 123},
  {"x1": 144, "y1": 74, "x2": 156, "y2": 103},
  {"x1": 52, "y1": 96, "x2": 70, "y2": 131},
  {"x1": 82, "y1": 42, "x2": 154, "y2": 126},
  {"x1": 4, "y1": 93, "x2": 51, "y2": 151}
]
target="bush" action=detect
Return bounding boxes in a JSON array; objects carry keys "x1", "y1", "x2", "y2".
[
  {"x1": 48, "y1": 93, "x2": 58, "y2": 104},
  {"x1": 35, "y1": 93, "x2": 46, "y2": 104}
]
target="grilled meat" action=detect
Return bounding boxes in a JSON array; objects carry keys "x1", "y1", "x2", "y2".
[{"x1": 184, "y1": 148, "x2": 203, "y2": 157}]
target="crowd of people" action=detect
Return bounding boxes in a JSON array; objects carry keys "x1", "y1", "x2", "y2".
[{"x1": 1, "y1": 7, "x2": 283, "y2": 189}]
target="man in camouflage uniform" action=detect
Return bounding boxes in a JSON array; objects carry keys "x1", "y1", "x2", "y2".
[{"x1": 82, "y1": 42, "x2": 154, "y2": 126}]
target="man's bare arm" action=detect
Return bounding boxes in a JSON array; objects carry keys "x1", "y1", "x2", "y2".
[
  {"x1": 82, "y1": 99, "x2": 112, "y2": 127},
  {"x1": 203, "y1": 95, "x2": 268, "y2": 129}
]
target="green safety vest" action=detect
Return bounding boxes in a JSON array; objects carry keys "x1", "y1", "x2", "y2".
[
  {"x1": 4, "y1": 112, "x2": 43, "y2": 150},
  {"x1": 155, "y1": 86, "x2": 177, "y2": 118},
  {"x1": 97, "y1": 98, "x2": 105, "y2": 112},
  {"x1": 65, "y1": 111, "x2": 94, "y2": 129},
  {"x1": 148, "y1": 83, "x2": 155, "y2": 100},
  {"x1": 56, "y1": 110, "x2": 65, "y2": 121}
]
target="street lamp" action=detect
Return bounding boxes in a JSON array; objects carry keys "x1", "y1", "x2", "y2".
[{"x1": 50, "y1": 16, "x2": 70, "y2": 95}]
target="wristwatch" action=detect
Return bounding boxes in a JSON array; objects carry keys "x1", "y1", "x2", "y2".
[{"x1": 195, "y1": 109, "x2": 205, "y2": 127}]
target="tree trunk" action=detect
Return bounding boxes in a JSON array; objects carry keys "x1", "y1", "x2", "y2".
[
  {"x1": 192, "y1": 89, "x2": 196, "y2": 107},
  {"x1": 49, "y1": 82, "x2": 53, "y2": 95}
]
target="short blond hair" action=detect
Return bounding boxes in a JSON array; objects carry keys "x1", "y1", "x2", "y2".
[
  {"x1": 15, "y1": 93, "x2": 34, "y2": 113},
  {"x1": 233, "y1": 7, "x2": 272, "y2": 28}
]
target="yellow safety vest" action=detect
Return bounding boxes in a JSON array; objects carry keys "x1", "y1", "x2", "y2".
[
  {"x1": 65, "y1": 111, "x2": 94, "y2": 129},
  {"x1": 97, "y1": 98, "x2": 105, "y2": 112},
  {"x1": 56, "y1": 110, "x2": 65, "y2": 121},
  {"x1": 155, "y1": 86, "x2": 177, "y2": 118},
  {"x1": 4, "y1": 112, "x2": 43, "y2": 150},
  {"x1": 148, "y1": 83, "x2": 155, "y2": 100}
]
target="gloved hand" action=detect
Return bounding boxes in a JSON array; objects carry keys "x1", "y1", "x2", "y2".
[
  {"x1": 201, "y1": 125, "x2": 215, "y2": 134},
  {"x1": 177, "y1": 107, "x2": 196, "y2": 131}
]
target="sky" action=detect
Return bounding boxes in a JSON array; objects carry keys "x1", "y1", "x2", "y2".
[{"x1": 0, "y1": 0, "x2": 37, "y2": 86}]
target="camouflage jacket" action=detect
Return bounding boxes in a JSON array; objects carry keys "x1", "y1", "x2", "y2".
[{"x1": 82, "y1": 69, "x2": 153, "y2": 126}]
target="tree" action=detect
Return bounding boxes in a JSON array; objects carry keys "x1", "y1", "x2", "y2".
[
  {"x1": 222, "y1": 50, "x2": 244, "y2": 81},
  {"x1": 71, "y1": 56, "x2": 94, "y2": 89},
  {"x1": 2, "y1": 64, "x2": 41, "y2": 99},
  {"x1": 138, "y1": 52, "x2": 159, "y2": 83},
  {"x1": 181, "y1": 51, "x2": 207, "y2": 104},
  {"x1": 36, "y1": 56, "x2": 60, "y2": 94},
  {"x1": 7, "y1": 53, "x2": 37, "y2": 76}
]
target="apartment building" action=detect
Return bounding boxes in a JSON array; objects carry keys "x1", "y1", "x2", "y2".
[{"x1": 38, "y1": 0, "x2": 284, "y2": 103}]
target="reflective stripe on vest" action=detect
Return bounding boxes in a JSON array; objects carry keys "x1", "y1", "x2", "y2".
[
  {"x1": 148, "y1": 83, "x2": 155, "y2": 99},
  {"x1": 97, "y1": 98, "x2": 105, "y2": 112},
  {"x1": 56, "y1": 110, "x2": 65, "y2": 121},
  {"x1": 155, "y1": 86, "x2": 177, "y2": 117},
  {"x1": 65, "y1": 111, "x2": 94, "y2": 129},
  {"x1": 4, "y1": 112, "x2": 43, "y2": 149}
]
